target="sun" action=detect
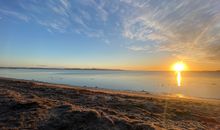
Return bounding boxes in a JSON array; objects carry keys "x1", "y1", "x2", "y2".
[{"x1": 173, "y1": 62, "x2": 185, "y2": 72}]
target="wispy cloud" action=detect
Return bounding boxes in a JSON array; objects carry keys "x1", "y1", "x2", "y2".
[
  {"x1": 121, "y1": 0, "x2": 220, "y2": 62},
  {"x1": 37, "y1": 19, "x2": 69, "y2": 33},
  {"x1": 48, "y1": 0, "x2": 70, "y2": 16},
  {"x1": 79, "y1": 0, "x2": 109, "y2": 21},
  {"x1": 1, "y1": 0, "x2": 220, "y2": 64},
  {"x1": 0, "y1": 8, "x2": 29, "y2": 22},
  {"x1": 60, "y1": 0, "x2": 69, "y2": 9},
  {"x1": 14, "y1": 0, "x2": 110, "y2": 37},
  {"x1": 127, "y1": 45, "x2": 150, "y2": 51}
]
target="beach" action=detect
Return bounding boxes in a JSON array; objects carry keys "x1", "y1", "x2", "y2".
[{"x1": 0, "y1": 77, "x2": 219, "y2": 130}]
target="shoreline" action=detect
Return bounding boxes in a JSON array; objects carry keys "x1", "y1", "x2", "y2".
[
  {"x1": 0, "y1": 77, "x2": 220, "y2": 129},
  {"x1": 1, "y1": 76, "x2": 219, "y2": 101}
]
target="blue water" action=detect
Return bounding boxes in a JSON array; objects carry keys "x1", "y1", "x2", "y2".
[{"x1": 0, "y1": 69, "x2": 220, "y2": 99}]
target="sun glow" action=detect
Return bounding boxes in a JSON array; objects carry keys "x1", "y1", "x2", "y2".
[
  {"x1": 172, "y1": 62, "x2": 186, "y2": 87},
  {"x1": 173, "y1": 62, "x2": 185, "y2": 72}
]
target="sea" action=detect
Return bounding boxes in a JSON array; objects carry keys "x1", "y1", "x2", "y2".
[{"x1": 0, "y1": 68, "x2": 219, "y2": 99}]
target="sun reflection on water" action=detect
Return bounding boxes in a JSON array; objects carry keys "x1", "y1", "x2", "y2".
[
  {"x1": 177, "y1": 71, "x2": 181, "y2": 87},
  {"x1": 176, "y1": 93, "x2": 184, "y2": 98}
]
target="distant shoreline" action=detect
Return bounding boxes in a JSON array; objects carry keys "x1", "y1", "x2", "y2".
[
  {"x1": 0, "y1": 67, "x2": 124, "y2": 71},
  {"x1": 0, "y1": 67, "x2": 220, "y2": 72}
]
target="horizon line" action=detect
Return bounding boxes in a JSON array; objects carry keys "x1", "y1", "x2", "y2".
[{"x1": 0, "y1": 66, "x2": 219, "y2": 72}]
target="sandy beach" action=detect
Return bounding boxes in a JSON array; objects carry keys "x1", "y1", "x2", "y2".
[{"x1": 0, "y1": 77, "x2": 219, "y2": 130}]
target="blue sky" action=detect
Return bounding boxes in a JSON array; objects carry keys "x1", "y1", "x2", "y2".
[{"x1": 0, "y1": 0, "x2": 220, "y2": 70}]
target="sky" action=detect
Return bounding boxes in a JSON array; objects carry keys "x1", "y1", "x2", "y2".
[{"x1": 0, "y1": 0, "x2": 220, "y2": 71}]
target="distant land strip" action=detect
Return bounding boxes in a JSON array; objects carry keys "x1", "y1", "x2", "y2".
[{"x1": 0, "y1": 67, "x2": 124, "y2": 71}]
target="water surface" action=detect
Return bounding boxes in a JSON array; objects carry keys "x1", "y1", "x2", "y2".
[{"x1": 0, "y1": 69, "x2": 219, "y2": 99}]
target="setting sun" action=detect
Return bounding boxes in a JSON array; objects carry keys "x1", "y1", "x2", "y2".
[
  {"x1": 172, "y1": 62, "x2": 186, "y2": 87},
  {"x1": 173, "y1": 62, "x2": 185, "y2": 72}
]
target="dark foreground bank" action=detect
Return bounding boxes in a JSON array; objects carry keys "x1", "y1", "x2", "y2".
[{"x1": 0, "y1": 77, "x2": 219, "y2": 130}]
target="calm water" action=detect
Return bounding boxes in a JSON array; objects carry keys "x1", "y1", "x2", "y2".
[{"x1": 0, "y1": 69, "x2": 220, "y2": 99}]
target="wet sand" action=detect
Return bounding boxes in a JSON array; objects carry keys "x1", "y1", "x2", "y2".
[{"x1": 0, "y1": 77, "x2": 219, "y2": 130}]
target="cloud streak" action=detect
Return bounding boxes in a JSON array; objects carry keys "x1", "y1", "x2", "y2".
[
  {"x1": 1, "y1": 0, "x2": 220, "y2": 64},
  {"x1": 0, "y1": 8, "x2": 29, "y2": 22},
  {"x1": 122, "y1": 0, "x2": 220, "y2": 62},
  {"x1": 2, "y1": 0, "x2": 111, "y2": 36},
  {"x1": 127, "y1": 45, "x2": 150, "y2": 51}
]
